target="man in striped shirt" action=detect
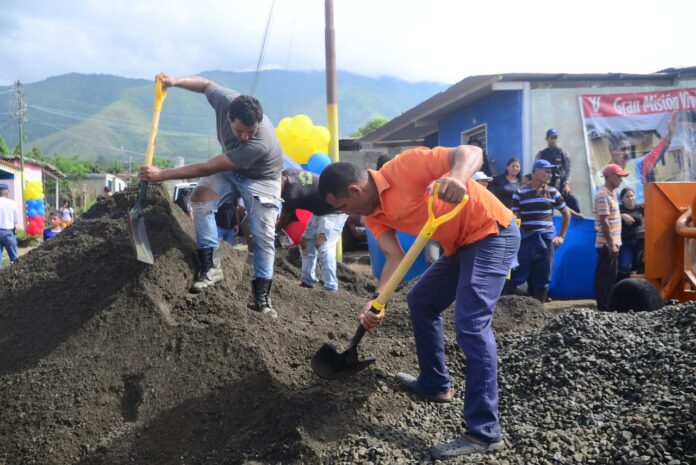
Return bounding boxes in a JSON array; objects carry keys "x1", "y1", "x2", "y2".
[
  {"x1": 509, "y1": 159, "x2": 571, "y2": 302},
  {"x1": 594, "y1": 163, "x2": 628, "y2": 311}
]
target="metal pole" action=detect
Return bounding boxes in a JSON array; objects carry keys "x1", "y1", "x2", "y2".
[
  {"x1": 324, "y1": 0, "x2": 342, "y2": 261},
  {"x1": 14, "y1": 80, "x2": 27, "y2": 231}
]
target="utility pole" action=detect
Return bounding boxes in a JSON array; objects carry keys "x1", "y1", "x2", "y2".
[
  {"x1": 13, "y1": 80, "x2": 27, "y2": 229},
  {"x1": 325, "y1": 0, "x2": 342, "y2": 261}
]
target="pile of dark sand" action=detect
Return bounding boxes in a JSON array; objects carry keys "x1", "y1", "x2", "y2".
[{"x1": 3, "y1": 185, "x2": 690, "y2": 465}]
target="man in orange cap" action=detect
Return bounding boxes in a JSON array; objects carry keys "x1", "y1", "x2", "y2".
[{"x1": 594, "y1": 163, "x2": 629, "y2": 311}]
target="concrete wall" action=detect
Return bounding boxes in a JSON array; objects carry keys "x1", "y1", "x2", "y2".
[
  {"x1": 530, "y1": 78, "x2": 696, "y2": 215},
  {"x1": 438, "y1": 90, "x2": 523, "y2": 175}
]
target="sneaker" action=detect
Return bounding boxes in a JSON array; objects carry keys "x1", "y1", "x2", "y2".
[
  {"x1": 431, "y1": 434, "x2": 505, "y2": 459},
  {"x1": 191, "y1": 267, "x2": 224, "y2": 293},
  {"x1": 395, "y1": 372, "x2": 452, "y2": 403},
  {"x1": 299, "y1": 282, "x2": 315, "y2": 289}
]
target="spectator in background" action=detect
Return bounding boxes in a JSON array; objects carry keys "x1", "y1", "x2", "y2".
[
  {"x1": 376, "y1": 154, "x2": 392, "y2": 170},
  {"x1": 522, "y1": 173, "x2": 533, "y2": 187},
  {"x1": 103, "y1": 186, "x2": 113, "y2": 197},
  {"x1": 43, "y1": 211, "x2": 63, "y2": 241},
  {"x1": 618, "y1": 187, "x2": 644, "y2": 279},
  {"x1": 215, "y1": 195, "x2": 244, "y2": 245},
  {"x1": 471, "y1": 171, "x2": 493, "y2": 188},
  {"x1": 467, "y1": 138, "x2": 496, "y2": 177},
  {"x1": 0, "y1": 183, "x2": 19, "y2": 267},
  {"x1": 594, "y1": 164, "x2": 628, "y2": 311},
  {"x1": 508, "y1": 159, "x2": 571, "y2": 302},
  {"x1": 489, "y1": 158, "x2": 522, "y2": 208},
  {"x1": 60, "y1": 201, "x2": 75, "y2": 228},
  {"x1": 536, "y1": 128, "x2": 581, "y2": 214}
]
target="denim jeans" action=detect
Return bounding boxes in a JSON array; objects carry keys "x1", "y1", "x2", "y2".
[
  {"x1": 510, "y1": 233, "x2": 554, "y2": 291},
  {"x1": 0, "y1": 229, "x2": 18, "y2": 267},
  {"x1": 300, "y1": 212, "x2": 347, "y2": 291},
  {"x1": 406, "y1": 221, "x2": 520, "y2": 443},
  {"x1": 618, "y1": 238, "x2": 644, "y2": 273},
  {"x1": 192, "y1": 171, "x2": 281, "y2": 280}
]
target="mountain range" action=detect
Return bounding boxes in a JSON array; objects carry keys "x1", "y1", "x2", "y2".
[{"x1": 0, "y1": 70, "x2": 446, "y2": 164}]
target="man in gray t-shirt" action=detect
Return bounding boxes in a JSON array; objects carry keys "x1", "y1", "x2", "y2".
[{"x1": 140, "y1": 72, "x2": 283, "y2": 318}]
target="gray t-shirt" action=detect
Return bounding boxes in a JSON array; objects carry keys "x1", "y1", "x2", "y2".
[{"x1": 205, "y1": 85, "x2": 283, "y2": 180}]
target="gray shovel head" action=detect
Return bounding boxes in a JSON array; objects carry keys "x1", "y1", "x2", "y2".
[
  {"x1": 127, "y1": 204, "x2": 154, "y2": 265},
  {"x1": 311, "y1": 341, "x2": 376, "y2": 380}
]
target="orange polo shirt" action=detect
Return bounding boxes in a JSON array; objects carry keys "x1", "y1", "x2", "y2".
[{"x1": 364, "y1": 147, "x2": 514, "y2": 256}]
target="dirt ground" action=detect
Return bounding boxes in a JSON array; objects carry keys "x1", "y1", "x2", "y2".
[{"x1": 0, "y1": 186, "x2": 592, "y2": 464}]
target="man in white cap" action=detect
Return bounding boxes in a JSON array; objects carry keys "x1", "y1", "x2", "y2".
[
  {"x1": 0, "y1": 183, "x2": 19, "y2": 267},
  {"x1": 471, "y1": 171, "x2": 493, "y2": 188}
]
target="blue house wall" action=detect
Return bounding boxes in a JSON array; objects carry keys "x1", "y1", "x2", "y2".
[{"x1": 437, "y1": 91, "x2": 524, "y2": 174}]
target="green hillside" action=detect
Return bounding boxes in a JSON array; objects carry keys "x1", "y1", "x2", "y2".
[{"x1": 0, "y1": 70, "x2": 446, "y2": 163}]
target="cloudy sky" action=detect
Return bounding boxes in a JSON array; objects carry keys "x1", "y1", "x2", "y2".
[{"x1": 1, "y1": 0, "x2": 694, "y2": 86}]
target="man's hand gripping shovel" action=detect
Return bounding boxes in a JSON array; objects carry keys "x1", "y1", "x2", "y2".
[
  {"x1": 127, "y1": 77, "x2": 167, "y2": 264},
  {"x1": 311, "y1": 183, "x2": 468, "y2": 380}
]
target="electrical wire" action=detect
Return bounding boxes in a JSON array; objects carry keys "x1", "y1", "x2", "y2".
[{"x1": 249, "y1": 0, "x2": 276, "y2": 96}]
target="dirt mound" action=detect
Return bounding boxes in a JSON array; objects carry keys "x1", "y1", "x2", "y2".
[{"x1": 2, "y1": 185, "x2": 691, "y2": 465}]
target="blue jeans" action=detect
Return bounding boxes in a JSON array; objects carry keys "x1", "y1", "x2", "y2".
[
  {"x1": 192, "y1": 171, "x2": 280, "y2": 280},
  {"x1": 510, "y1": 233, "x2": 554, "y2": 291},
  {"x1": 618, "y1": 238, "x2": 644, "y2": 273},
  {"x1": 300, "y1": 212, "x2": 347, "y2": 291},
  {"x1": 406, "y1": 222, "x2": 520, "y2": 442},
  {"x1": 0, "y1": 229, "x2": 18, "y2": 267}
]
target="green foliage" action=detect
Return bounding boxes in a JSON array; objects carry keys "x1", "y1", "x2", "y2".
[
  {"x1": 153, "y1": 157, "x2": 173, "y2": 168},
  {"x1": 106, "y1": 160, "x2": 124, "y2": 174},
  {"x1": 0, "y1": 135, "x2": 9, "y2": 155},
  {"x1": 49, "y1": 154, "x2": 102, "y2": 177},
  {"x1": 350, "y1": 116, "x2": 388, "y2": 137}
]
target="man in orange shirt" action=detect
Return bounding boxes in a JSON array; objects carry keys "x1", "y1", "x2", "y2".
[{"x1": 318, "y1": 146, "x2": 520, "y2": 459}]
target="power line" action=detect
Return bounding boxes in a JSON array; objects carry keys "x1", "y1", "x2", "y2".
[{"x1": 250, "y1": 0, "x2": 276, "y2": 96}]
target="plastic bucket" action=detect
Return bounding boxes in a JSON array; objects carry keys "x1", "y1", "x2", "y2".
[
  {"x1": 549, "y1": 216, "x2": 597, "y2": 299},
  {"x1": 366, "y1": 229, "x2": 430, "y2": 283}
]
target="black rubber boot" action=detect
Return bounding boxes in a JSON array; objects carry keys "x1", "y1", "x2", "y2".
[
  {"x1": 249, "y1": 278, "x2": 277, "y2": 318},
  {"x1": 502, "y1": 280, "x2": 518, "y2": 296},
  {"x1": 191, "y1": 248, "x2": 224, "y2": 293}
]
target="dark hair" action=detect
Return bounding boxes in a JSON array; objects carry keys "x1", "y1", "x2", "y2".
[
  {"x1": 227, "y1": 95, "x2": 263, "y2": 127},
  {"x1": 103, "y1": 186, "x2": 111, "y2": 192},
  {"x1": 608, "y1": 132, "x2": 629, "y2": 150},
  {"x1": 619, "y1": 187, "x2": 634, "y2": 200},
  {"x1": 467, "y1": 137, "x2": 483, "y2": 148},
  {"x1": 318, "y1": 162, "x2": 367, "y2": 199},
  {"x1": 49, "y1": 210, "x2": 61, "y2": 218},
  {"x1": 376, "y1": 154, "x2": 391, "y2": 170},
  {"x1": 505, "y1": 157, "x2": 522, "y2": 181}
]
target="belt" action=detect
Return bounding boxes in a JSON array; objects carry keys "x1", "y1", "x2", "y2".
[{"x1": 0, "y1": 228, "x2": 14, "y2": 232}]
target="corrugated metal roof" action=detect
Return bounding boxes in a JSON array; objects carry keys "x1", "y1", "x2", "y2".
[
  {"x1": 0, "y1": 156, "x2": 66, "y2": 179},
  {"x1": 360, "y1": 68, "x2": 696, "y2": 144}
]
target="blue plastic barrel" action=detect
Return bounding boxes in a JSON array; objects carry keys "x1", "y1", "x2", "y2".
[
  {"x1": 549, "y1": 216, "x2": 597, "y2": 299},
  {"x1": 366, "y1": 229, "x2": 430, "y2": 283}
]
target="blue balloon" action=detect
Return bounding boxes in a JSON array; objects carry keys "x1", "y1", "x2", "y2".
[
  {"x1": 28, "y1": 208, "x2": 37, "y2": 217},
  {"x1": 307, "y1": 153, "x2": 332, "y2": 174},
  {"x1": 26, "y1": 199, "x2": 36, "y2": 209}
]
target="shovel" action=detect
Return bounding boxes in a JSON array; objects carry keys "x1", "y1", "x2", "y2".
[
  {"x1": 127, "y1": 77, "x2": 168, "y2": 264},
  {"x1": 311, "y1": 183, "x2": 469, "y2": 380}
]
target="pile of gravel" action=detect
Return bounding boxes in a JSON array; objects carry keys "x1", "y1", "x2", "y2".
[{"x1": 325, "y1": 303, "x2": 696, "y2": 465}]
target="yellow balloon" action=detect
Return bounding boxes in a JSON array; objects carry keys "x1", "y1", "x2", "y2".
[
  {"x1": 290, "y1": 114, "x2": 313, "y2": 140},
  {"x1": 278, "y1": 131, "x2": 297, "y2": 154},
  {"x1": 277, "y1": 117, "x2": 292, "y2": 132},
  {"x1": 290, "y1": 139, "x2": 314, "y2": 164},
  {"x1": 309, "y1": 125, "x2": 331, "y2": 149}
]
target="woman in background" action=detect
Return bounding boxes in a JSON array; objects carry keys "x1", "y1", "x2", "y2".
[
  {"x1": 489, "y1": 158, "x2": 522, "y2": 208},
  {"x1": 618, "y1": 187, "x2": 645, "y2": 279}
]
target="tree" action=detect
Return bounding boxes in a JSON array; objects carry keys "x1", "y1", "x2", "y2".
[
  {"x1": 0, "y1": 135, "x2": 9, "y2": 156},
  {"x1": 350, "y1": 116, "x2": 388, "y2": 138},
  {"x1": 106, "y1": 160, "x2": 124, "y2": 174},
  {"x1": 153, "y1": 157, "x2": 173, "y2": 168}
]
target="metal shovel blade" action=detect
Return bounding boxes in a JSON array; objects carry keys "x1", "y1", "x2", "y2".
[
  {"x1": 310, "y1": 340, "x2": 376, "y2": 380},
  {"x1": 127, "y1": 182, "x2": 154, "y2": 265}
]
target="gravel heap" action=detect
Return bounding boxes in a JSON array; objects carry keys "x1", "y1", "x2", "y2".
[{"x1": 326, "y1": 303, "x2": 696, "y2": 465}]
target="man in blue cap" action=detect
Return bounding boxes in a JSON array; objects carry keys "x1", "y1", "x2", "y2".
[
  {"x1": 507, "y1": 159, "x2": 571, "y2": 301},
  {"x1": 535, "y1": 128, "x2": 581, "y2": 214},
  {"x1": 0, "y1": 183, "x2": 19, "y2": 267}
]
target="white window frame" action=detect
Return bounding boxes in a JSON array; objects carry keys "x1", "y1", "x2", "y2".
[{"x1": 461, "y1": 124, "x2": 488, "y2": 152}]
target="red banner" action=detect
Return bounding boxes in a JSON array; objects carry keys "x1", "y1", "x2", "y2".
[{"x1": 581, "y1": 88, "x2": 696, "y2": 118}]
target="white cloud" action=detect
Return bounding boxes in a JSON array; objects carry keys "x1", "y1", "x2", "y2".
[{"x1": 0, "y1": 0, "x2": 694, "y2": 86}]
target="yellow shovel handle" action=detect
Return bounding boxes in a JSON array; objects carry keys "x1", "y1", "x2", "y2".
[
  {"x1": 144, "y1": 76, "x2": 168, "y2": 167},
  {"x1": 372, "y1": 182, "x2": 469, "y2": 311}
]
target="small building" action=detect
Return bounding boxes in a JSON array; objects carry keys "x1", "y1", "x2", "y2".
[
  {"x1": 360, "y1": 67, "x2": 696, "y2": 213},
  {"x1": 0, "y1": 156, "x2": 65, "y2": 230},
  {"x1": 75, "y1": 173, "x2": 127, "y2": 196}
]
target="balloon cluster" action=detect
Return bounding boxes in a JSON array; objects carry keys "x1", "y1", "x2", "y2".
[
  {"x1": 25, "y1": 181, "x2": 46, "y2": 236},
  {"x1": 275, "y1": 114, "x2": 332, "y2": 174}
]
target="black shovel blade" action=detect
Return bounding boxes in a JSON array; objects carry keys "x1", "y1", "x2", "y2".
[
  {"x1": 127, "y1": 205, "x2": 154, "y2": 265},
  {"x1": 311, "y1": 340, "x2": 377, "y2": 380}
]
